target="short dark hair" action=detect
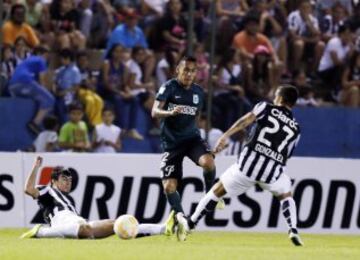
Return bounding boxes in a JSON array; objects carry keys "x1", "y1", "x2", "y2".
[
  {"x1": 51, "y1": 167, "x2": 72, "y2": 181},
  {"x1": 43, "y1": 115, "x2": 59, "y2": 130},
  {"x1": 178, "y1": 56, "x2": 197, "y2": 64},
  {"x1": 132, "y1": 46, "x2": 145, "y2": 56},
  {"x1": 68, "y1": 102, "x2": 83, "y2": 112},
  {"x1": 76, "y1": 50, "x2": 88, "y2": 60},
  {"x1": 277, "y1": 85, "x2": 299, "y2": 107},
  {"x1": 10, "y1": 4, "x2": 25, "y2": 18},
  {"x1": 59, "y1": 48, "x2": 74, "y2": 61},
  {"x1": 338, "y1": 23, "x2": 351, "y2": 34}
]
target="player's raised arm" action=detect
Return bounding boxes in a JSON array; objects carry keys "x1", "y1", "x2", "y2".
[
  {"x1": 151, "y1": 100, "x2": 182, "y2": 118},
  {"x1": 24, "y1": 156, "x2": 43, "y2": 199},
  {"x1": 214, "y1": 112, "x2": 256, "y2": 153}
]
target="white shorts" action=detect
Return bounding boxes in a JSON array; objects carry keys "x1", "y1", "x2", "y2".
[
  {"x1": 50, "y1": 210, "x2": 88, "y2": 238},
  {"x1": 220, "y1": 163, "x2": 292, "y2": 197}
]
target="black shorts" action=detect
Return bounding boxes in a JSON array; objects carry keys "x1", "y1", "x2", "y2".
[{"x1": 160, "y1": 137, "x2": 212, "y2": 180}]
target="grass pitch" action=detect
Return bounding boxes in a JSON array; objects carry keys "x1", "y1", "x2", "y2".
[{"x1": 1, "y1": 229, "x2": 359, "y2": 260}]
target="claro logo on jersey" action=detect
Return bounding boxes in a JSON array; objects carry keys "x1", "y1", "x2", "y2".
[
  {"x1": 168, "y1": 102, "x2": 197, "y2": 116},
  {"x1": 271, "y1": 108, "x2": 298, "y2": 130}
]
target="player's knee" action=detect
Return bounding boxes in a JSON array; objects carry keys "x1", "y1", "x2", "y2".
[
  {"x1": 163, "y1": 180, "x2": 177, "y2": 194},
  {"x1": 78, "y1": 224, "x2": 93, "y2": 239},
  {"x1": 199, "y1": 155, "x2": 215, "y2": 171}
]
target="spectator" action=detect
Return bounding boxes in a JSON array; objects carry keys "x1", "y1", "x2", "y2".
[
  {"x1": 58, "y1": 102, "x2": 91, "y2": 152},
  {"x1": 213, "y1": 48, "x2": 251, "y2": 131},
  {"x1": 232, "y1": 12, "x2": 281, "y2": 101},
  {"x1": 106, "y1": 8, "x2": 156, "y2": 83},
  {"x1": 54, "y1": 48, "x2": 82, "y2": 124},
  {"x1": 76, "y1": 51, "x2": 104, "y2": 127},
  {"x1": 287, "y1": 0, "x2": 325, "y2": 74},
  {"x1": 50, "y1": 0, "x2": 86, "y2": 49},
  {"x1": 215, "y1": 0, "x2": 248, "y2": 53},
  {"x1": 88, "y1": 0, "x2": 115, "y2": 48},
  {"x1": 92, "y1": 107, "x2": 122, "y2": 153},
  {"x1": 198, "y1": 114, "x2": 227, "y2": 155},
  {"x1": 318, "y1": 23, "x2": 353, "y2": 101},
  {"x1": 340, "y1": 51, "x2": 360, "y2": 107},
  {"x1": 320, "y1": 2, "x2": 347, "y2": 42},
  {"x1": 292, "y1": 69, "x2": 319, "y2": 107},
  {"x1": 14, "y1": 36, "x2": 32, "y2": 66},
  {"x1": 2, "y1": 4, "x2": 39, "y2": 48},
  {"x1": 253, "y1": 0, "x2": 288, "y2": 72},
  {"x1": 77, "y1": 0, "x2": 93, "y2": 38},
  {"x1": 194, "y1": 42, "x2": 209, "y2": 87},
  {"x1": 18, "y1": 0, "x2": 44, "y2": 28},
  {"x1": 100, "y1": 44, "x2": 144, "y2": 140},
  {"x1": 8, "y1": 46, "x2": 55, "y2": 135},
  {"x1": 156, "y1": 48, "x2": 179, "y2": 87},
  {"x1": 1, "y1": 44, "x2": 16, "y2": 82},
  {"x1": 151, "y1": 0, "x2": 187, "y2": 52},
  {"x1": 33, "y1": 115, "x2": 59, "y2": 152}
]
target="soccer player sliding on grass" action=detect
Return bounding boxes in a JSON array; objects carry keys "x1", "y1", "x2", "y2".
[
  {"x1": 21, "y1": 156, "x2": 175, "y2": 239},
  {"x1": 176, "y1": 85, "x2": 304, "y2": 246}
]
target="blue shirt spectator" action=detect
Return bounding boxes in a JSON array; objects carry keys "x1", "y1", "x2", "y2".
[
  {"x1": 55, "y1": 63, "x2": 81, "y2": 105},
  {"x1": 105, "y1": 9, "x2": 148, "y2": 55},
  {"x1": 10, "y1": 55, "x2": 47, "y2": 84}
]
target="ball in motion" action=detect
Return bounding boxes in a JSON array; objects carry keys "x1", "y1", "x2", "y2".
[{"x1": 113, "y1": 214, "x2": 139, "y2": 239}]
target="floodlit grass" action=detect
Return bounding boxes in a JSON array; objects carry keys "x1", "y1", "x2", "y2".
[{"x1": 1, "y1": 229, "x2": 359, "y2": 260}]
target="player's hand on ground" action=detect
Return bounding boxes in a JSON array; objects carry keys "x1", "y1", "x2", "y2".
[
  {"x1": 34, "y1": 156, "x2": 43, "y2": 168},
  {"x1": 171, "y1": 106, "x2": 182, "y2": 116},
  {"x1": 213, "y1": 137, "x2": 228, "y2": 154}
]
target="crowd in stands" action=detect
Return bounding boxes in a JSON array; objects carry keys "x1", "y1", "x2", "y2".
[{"x1": 1, "y1": 0, "x2": 360, "y2": 153}]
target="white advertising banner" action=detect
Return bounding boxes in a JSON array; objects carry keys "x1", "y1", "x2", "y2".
[
  {"x1": 1, "y1": 153, "x2": 359, "y2": 234},
  {"x1": 0, "y1": 153, "x2": 25, "y2": 227}
]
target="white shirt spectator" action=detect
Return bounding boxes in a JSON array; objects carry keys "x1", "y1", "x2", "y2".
[
  {"x1": 144, "y1": 0, "x2": 169, "y2": 15},
  {"x1": 219, "y1": 65, "x2": 241, "y2": 85},
  {"x1": 156, "y1": 58, "x2": 170, "y2": 87},
  {"x1": 288, "y1": 10, "x2": 319, "y2": 36},
  {"x1": 318, "y1": 36, "x2": 350, "y2": 72},
  {"x1": 33, "y1": 131, "x2": 58, "y2": 152},
  {"x1": 200, "y1": 128, "x2": 226, "y2": 155},
  {"x1": 126, "y1": 59, "x2": 142, "y2": 85},
  {"x1": 94, "y1": 123, "x2": 121, "y2": 153}
]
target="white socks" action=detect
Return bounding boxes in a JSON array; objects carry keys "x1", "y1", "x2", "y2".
[
  {"x1": 36, "y1": 224, "x2": 79, "y2": 238},
  {"x1": 190, "y1": 190, "x2": 220, "y2": 224},
  {"x1": 280, "y1": 197, "x2": 298, "y2": 230},
  {"x1": 137, "y1": 224, "x2": 165, "y2": 236}
]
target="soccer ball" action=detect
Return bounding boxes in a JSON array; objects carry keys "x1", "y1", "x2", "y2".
[{"x1": 113, "y1": 214, "x2": 139, "y2": 239}]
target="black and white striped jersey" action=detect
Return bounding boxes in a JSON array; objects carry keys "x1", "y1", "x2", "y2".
[
  {"x1": 237, "y1": 102, "x2": 301, "y2": 184},
  {"x1": 36, "y1": 185, "x2": 78, "y2": 224}
]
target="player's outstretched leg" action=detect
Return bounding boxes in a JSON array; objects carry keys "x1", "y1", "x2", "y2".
[
  {"x1": 280, "y1": 196, "x2": 304, "y2": 246},
  {"x1": 20, "y1": 224, "x2": 42, "y2": 239},
  {"x1": 176, "y1": 181, "x2": 226, "y2": 242},
  {"x1": 198, "y1": 154, "x2": 225, "y2": 210}
]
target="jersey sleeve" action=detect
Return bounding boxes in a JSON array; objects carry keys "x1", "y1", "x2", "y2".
[
  {"x1": 35, "y1": 185, "x2": 50, "y2": 201},
  {"x1": 156, "y1": 82, "x2": 172, "y2": 102},
  {"x1": 252, "y1": 102, "x2": 268, "y2": 119}
]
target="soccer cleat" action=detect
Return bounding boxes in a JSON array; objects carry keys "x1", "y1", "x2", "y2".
[
  {"x1": 176, "y1": 213, "x2": 190, "y2": 242},
  {"x1": 288, "y1": 228, "x2": 304, "y2": 246},
  {"x1": 20, "y1": 224, "x2": 42, "y2": 239},
  {"x1": 164, "y1": 210, "x2": 176, "y2": 236},
  {"x1": 216, "y1": 198, "x2": 225, "y2": 210}
]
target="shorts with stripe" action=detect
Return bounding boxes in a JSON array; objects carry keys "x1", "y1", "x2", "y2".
[{"x1": 220, "y1": 163, "x2": 292, "y2": 197}]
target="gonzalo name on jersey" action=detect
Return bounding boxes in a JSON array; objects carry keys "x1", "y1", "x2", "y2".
[{"x1": 168, "y1": 102, "x2": 198, "y2": 116}]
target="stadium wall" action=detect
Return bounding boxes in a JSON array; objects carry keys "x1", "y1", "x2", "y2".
[
  {"x1": 1, "y1": 98, "x2": 360, "y2": 157},
  {"x1": 1, "y1": 153, "x2": 359, "y2": 234}
]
